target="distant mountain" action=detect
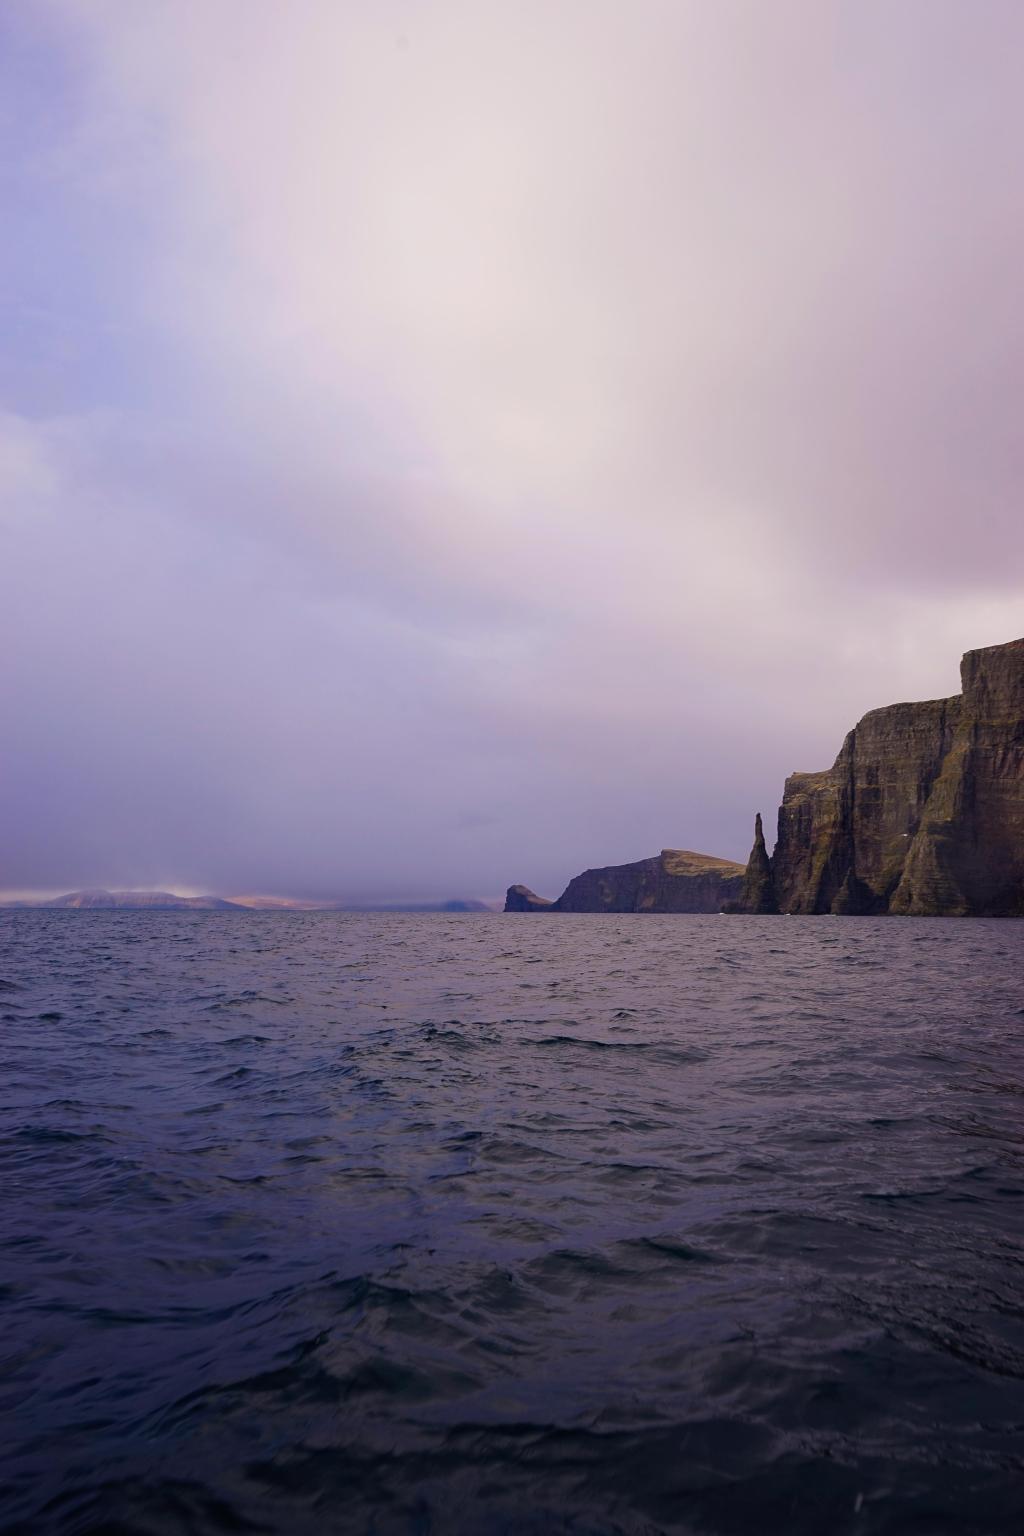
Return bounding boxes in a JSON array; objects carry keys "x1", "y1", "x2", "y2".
[
  {"x1": 324, "y1": 899, "x2": 495, "y2": 913},
  {"x1": 230, "y1": 897, "x2": 497, "y2": 912},
  {"x1": 40, "y1": 890, "x2": 243, "y2": 910},
  {"x1": 1, "y1": 890, "x2": 497, "y2": 913}
]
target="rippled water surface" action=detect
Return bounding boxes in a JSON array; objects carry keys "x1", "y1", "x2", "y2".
[{"x1": 2, "y1": 911, "x2": 1024, "y2": 1535}]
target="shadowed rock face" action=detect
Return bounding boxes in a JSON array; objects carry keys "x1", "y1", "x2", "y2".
[
  {"x1": 518, "y1": 850, "x2": 744, "y2": 913},
  {"x1": 734, "y1": 636, "x2": 1024, "y2": 916}
]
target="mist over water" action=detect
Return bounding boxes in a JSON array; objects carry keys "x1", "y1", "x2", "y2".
[{"x1": 2, "y1": 910, "x2": 1024, "y2": 1534}]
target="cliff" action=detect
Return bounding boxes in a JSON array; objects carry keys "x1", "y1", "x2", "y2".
[
  {"x1": 505, "y1": 850, "x2": 744, "y2": 914},
  {"x1": 732, "y1": 636, "x2": 1024, "y2": 916}
]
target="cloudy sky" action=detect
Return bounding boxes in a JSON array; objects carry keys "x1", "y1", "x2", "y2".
[{"x1": 3, "y1": 1, "x2": 1024, "y2": 901}]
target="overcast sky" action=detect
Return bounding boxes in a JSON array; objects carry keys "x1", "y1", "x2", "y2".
[{"x1": 3, "y1": 1, "x2": 1024, "y2": 900}]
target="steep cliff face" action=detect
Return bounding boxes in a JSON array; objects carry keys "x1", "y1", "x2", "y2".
[
  {"x1": 550, "y1": 850, "x2": 744, "y2": 913},
  {"x1": 890, "y1": 639, "x2": 1024, "y2": 916},
  {"x1": 772, "y1": 697, "x2": 962, "y2": 914},
  {"x1": 735, "y1": 637, "x2": 1024, "y2": 916}
]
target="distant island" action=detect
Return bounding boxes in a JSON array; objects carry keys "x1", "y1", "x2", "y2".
[
  {"x1": 508, "y1": 635, "x2": 1024, "y2": 918},
  {"x1": 2, "y1": 890, "x2": 495, "y2": 913},
  {"x1": 3, "y1": 890, "x2": 242, "y2": 911}
]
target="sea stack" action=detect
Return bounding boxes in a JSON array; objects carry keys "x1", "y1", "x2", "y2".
[{"x1": 730, "y1": 814, "x2": 778, "y2": 914}]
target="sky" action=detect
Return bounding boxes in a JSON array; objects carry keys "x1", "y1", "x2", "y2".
[{"x1": 3, "y1": 0, "x2": 1024, "y2": 902}]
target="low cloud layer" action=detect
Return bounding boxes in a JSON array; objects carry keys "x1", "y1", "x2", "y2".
[{"x1": 4, "y1": 2, "x2": 1024, "y2": 899}]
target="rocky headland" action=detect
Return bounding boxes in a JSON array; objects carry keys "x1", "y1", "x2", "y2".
[
  {"x1": 505, "y1": 850, "x2": 744, "y2": 914},
  {"x1": 729, "y1": 636, "x2": 1024, "y2": 916},
  {"x1": 507, "y1": 637, "x2": 1024, "y2": 919}
]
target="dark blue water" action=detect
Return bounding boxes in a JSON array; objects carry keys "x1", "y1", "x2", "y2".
[{"x1": 2, "y1": 911, "x2": 1024, "y2": 1535}]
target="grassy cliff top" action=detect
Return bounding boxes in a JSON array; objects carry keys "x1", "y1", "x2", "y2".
[{"x1": 660, "y1": 850, "x2": 745, "y2": 878}]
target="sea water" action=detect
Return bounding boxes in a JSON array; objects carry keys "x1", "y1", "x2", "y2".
[{"x1": 2, "y1": 911, "x2": 1023, "y2": 1534}]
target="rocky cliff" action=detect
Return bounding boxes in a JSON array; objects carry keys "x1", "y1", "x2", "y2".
[
  {"x1": 505, "y1": 850, "x2": 744, "y2": 913},
  {"x1": 732, "y1": 636, "x2": 1024, "y2": 916}
]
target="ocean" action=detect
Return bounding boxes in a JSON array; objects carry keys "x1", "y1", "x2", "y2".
[{"x1": 2, "y1": 910, "x2": 1023, "y2": 1535}]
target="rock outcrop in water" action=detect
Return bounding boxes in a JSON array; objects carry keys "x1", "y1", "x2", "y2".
[
  {"x1": 731, "y1": 636, "x2": 1024, "y2": 916},
  {"x1": 504, "y1": 850, "x2": 744, "y2": 913}
]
